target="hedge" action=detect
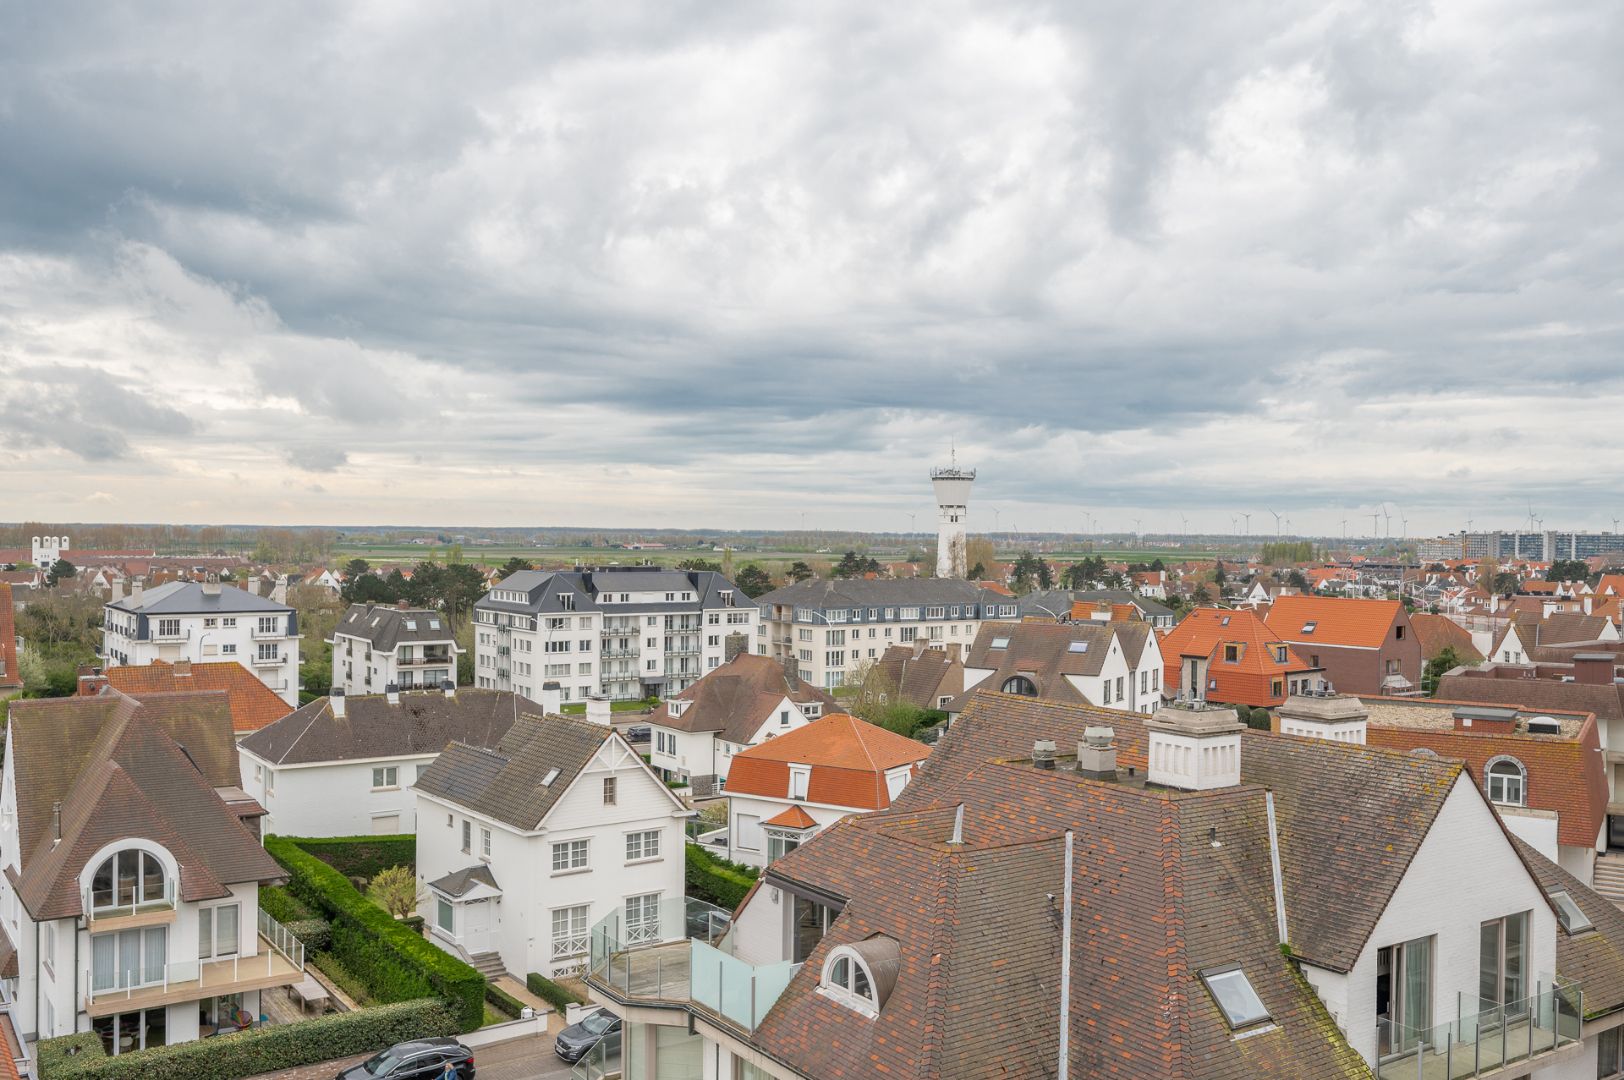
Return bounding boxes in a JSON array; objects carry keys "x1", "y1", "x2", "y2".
[
  {"x1": 285, "y1": 918, "x2": 332, "y2": 952},
  {"x1": 265, "y1": 835, "x2": 484, "y2": 1031},
  {"x1": 36, "y1": 999, "x2": 458, "y2": 1080},
  {"x1": 289, "y1": 834, "x2": 416, "y2": 881},
  {"x1": 685, "y1": 843, "x2": 758, "y2": 910},
  {"x1": 485, "y1": 981, "x2": 526, "y2": 1019},
  {"x1": 257, "y1": 885, "x2": 315, "y2": 924},
  {"x1": 526, "y1": 971, "x2": 586, "y2": 1013}
]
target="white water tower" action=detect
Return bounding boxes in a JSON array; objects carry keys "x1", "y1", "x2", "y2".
[{"x1": 931, "y1": 459, "x2": 976, "y2": 579}]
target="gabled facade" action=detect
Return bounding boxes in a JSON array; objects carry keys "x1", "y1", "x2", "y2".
[
  {"x1": 952, "y1": 619, "x2": 1164, "y2": 716},
  {"x1": 413, "y1": 710, "x2": 690, "y2": 979},
  {"x1": 858, "y1": 643, "x2": 963, "y2": 712},
  {"x1": 0, "y1": 689, "x2": 302, "y2": 1064},
  {"x1": 1264, "y1": 595, "x2": 1421, "y2": 695},
  {"x1": 328, "y1": 603, "x2": 461, "y2": 695},
  {"x1": 1159, "y1": 606, "x2": 1324, "y2": 708}
]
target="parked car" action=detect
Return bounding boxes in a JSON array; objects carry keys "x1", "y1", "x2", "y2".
[
  {"x1": 624, "y1": 724, "x2": 651, "y2": 743},
  {"x1": 555, "y1": 1009, "x2": 622, "y2": 1063},
  {"x1": 687, "y1": 906, "x2": 732, "y2": 942},
  {"x1": 335, "y1": 1037, "x2": 474, "y2": 1079}
]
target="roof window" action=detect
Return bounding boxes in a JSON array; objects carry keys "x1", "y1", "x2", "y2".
[
  {"x1": 404, "y1": 619, "x2": 417, "y2": 630},
  {"x1": 541, "y1": 768, "x2": 561, "y2": 787},
  {"x1": 1200, "y1": 967, "x2": 1271, "y2": 1030},
  {"x1": 1219, "y1": 616, "x2": 1231, "y2": 626},
  {"x1": 428, "y1": 619, "x2": 441, "y2": 629},
  {"x1": 1301, "y1": 621, "x2": 1317, "y2": 634},
  {"x1": 1068, "y1": 641, "x2": 1089, "y2": 653},
  {"x1": 1550, "y1": 889, "x2": 1593, "y2": 934},
  {"x1": 990, "y1": 637, "x2": 1010, "y2": 650}
]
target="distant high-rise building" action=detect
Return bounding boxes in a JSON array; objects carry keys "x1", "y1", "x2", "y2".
[
  {"x1": 1416, "y1": 530, "x2": 1624, "y2": 563},
  {"x1": 931, "y1": 457, "x2": 975, "y2": 579}
]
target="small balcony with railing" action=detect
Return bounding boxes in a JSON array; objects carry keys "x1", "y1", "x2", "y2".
[
  {"x1": 585, "y1": 898, "x2": 800, "y2": 1037},
  {"x1": 83, "y1": 873, "x2": 177, "y2": 933},
  {"x1": 1374, "y1": 979, "x2": 1583, "y2": 1080},
  {"x1": 250, "y1": 651, "x2": 284, "y2": 668},
  {"x1": 399, "y1": 648, "x2": 454, "y2": 666},
  {"x1": 83, "y1": 910, "x2": 305, "y2": 1018}
]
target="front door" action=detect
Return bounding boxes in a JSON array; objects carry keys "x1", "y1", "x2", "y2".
[{"x1": 462, "y1": 900, "x2": 493, "y2": 954}]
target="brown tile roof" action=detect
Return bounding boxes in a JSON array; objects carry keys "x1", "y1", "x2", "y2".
[
  {"x1": 1265, "y1": 594, "x2": 1406, "y2": 649},
  {"x1": 1435, "y1": 667, "x2": 1624, "y2": 725},
  {"x1": 648, "y1": 654, "x2": 838, "y2": 745},
  {"x1": 239, "y1": 688, "x2": 527, "y2": 765},
  {"x1": 101, "y1": 660, "x2": 293, "y2": 733},
  {"x1": 0, "y1": 920, "x2": 15, "y2": 979},
  {"x1": 0, "y1": 584, "x2": 17, "y2": 689},
  {"x1": 946, "y1": 621, "x2": 1124, "y2": 712},
  {"x1": 1512, "y1": 837, "x2": 1624, "y2": 1019},
  {"x1": 863, "y1": 645, "x2": 962, "y2": 710},
  {"x1": 1407, "y1": 613, "x2": 1485, "y2": 663},
  {"x1": 727, "y1": 714, "x2": 929, "y2": 811},
  {"x1": 5, "y1": 689, "x2": 282, "y2": 919},
  {"x1": 1534, "y1": 612, "x2": 1615, "y2": 646}
]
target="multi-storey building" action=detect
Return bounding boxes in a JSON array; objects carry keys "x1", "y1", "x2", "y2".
[
  {"x1": 472, "y1": 567, "x2": 756, "y2": 702},
  {"x1": 100, "y1": 581, "x2": 300, "y2": 706},
  {"x1": 1423, "y1": 530, "x2": 1624, "y2": 562},
  {"x1": 755, "y1": 579, "x2": 1018, "y2": 689},
  {"x1": 328, "y1": 603, "x2": 461, "y2": 694}
]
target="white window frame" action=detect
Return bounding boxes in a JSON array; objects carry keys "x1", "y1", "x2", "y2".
[{"x1": 551, "y1": 838, "x2": 590, "y2": 873}]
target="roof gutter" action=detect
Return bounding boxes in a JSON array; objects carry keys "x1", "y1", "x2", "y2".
[
  {"x1": 1058, "y1": 829, "x2": 1074, "y2": 1080},
  {"x1": 1265, "y1": 791, "x2": 1288, "y2": 945}
]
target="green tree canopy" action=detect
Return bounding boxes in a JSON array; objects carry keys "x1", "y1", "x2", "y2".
[{"x1": 734, "y1": 564, "x2": 774, "y2": 597}]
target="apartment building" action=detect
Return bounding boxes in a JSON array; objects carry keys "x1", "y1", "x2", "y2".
[
  {"x1": 579, "y1": 689, "x2": 1624, "y2": 1079},
  {"x1": 101, "y1": 581, "x2": 300, "y2": 706},
  {"x1": 472, "y1": 567, "x2": 756, "y2": 702},
  {"x1": 755, "y1": 579, "x2": 1018, "y2": 689},
  {"x1": 0, "y1": 688, "x2": 304, "y2": 1063},
  {"x1": 328, "y1": 603, "x2": 461, "y2": 694}
]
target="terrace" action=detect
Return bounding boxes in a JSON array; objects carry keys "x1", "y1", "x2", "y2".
[{"x1": 1375, "y1": 980, "x2": 1583, "y2": 1080}]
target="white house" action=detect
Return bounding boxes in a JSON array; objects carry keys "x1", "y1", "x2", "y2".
[
  {"x1": 328, "y1": 603, "x2": 461, "y2": 696},
  {"x1": 951, "y1": 619, "x2": 1164, "y2": 717},
  {"x1": 645, "y1": 653, "x2": 839, "y2": 793},
  {"x1": 237, "y1": 686, "x2": 527, "y2": 837},
  {"x1": 101, "y1": 580, "x2": 300, "y2": 706},
  {"x1": 413, "y1": 698, "x2": 691, "y2": 979},
  {"x1": 0, "y1": 687, "x2": 304, "y2": 1065}
]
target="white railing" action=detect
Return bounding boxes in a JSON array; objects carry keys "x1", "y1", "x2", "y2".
[
  {"x1": 85, "y1": 913, "x2": 304, "y2": 1007},
  {"x1": 258, "y1": 909, "x2": 307, "y2": 972}
]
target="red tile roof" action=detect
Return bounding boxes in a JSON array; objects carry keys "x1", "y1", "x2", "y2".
[
  {"x1": 100, "y1": 661, "x2": 293, "y2": 733},
  {"x1": 1265, "y1": 594, "x2": 1405, "y2": 649},
  {"x1": 1159, "y1": 607, "x2": 1314, "y2": 707},
  {"x1": 0, "y1": 584, "x2": 19, "y2": 690},
  {"x1": 726, "y1": 713, "x2": 930, "y2": 811},
  {"x1": 1408, "y1": 613, "x2": 1485, "y2": 663},
  {"x1": 764, "y1": 804, "x2": 819, "y2": 829}
]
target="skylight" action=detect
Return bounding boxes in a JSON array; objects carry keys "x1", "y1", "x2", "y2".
[
  {"x1": 1551, "y1": 889, "x2": 1593, "y2": 934},
  {"x1": 541, "y1": 768, "x2": 561, "y2": 787},
  {"x1": 990, "y1": 637, "x2": 1010, "y2": 649},
  {"x1": 1201, "y1": 967, "x2": 1270, "y2": 1029},
  {"x1": 1219, "y1": 616, "x2": 1231, "y2": 626},
  {"x1": 1068, "y1": 641, "x2": 1089, "y2": 653},
  {"x1": 1301, "y1": 621, "x2": 1317, "y2": 634},
  {"x1": 428, "y1": 619, "x2": 441, "y2": 629},
  {"x1": 404, "y1": 620, "x2": 418, "y2": 630}
]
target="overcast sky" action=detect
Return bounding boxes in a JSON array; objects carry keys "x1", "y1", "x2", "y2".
[{"x1": 2, "y1": 1, "x2": 1621, "y2": 537}]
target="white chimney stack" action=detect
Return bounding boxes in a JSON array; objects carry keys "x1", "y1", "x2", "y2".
[
  {"x1": 385, "y1": 682, "x2": 400, "y2": 706},
  {"x1": 202, "y1": 575, "x2": 222, "y2": 597},
  {"x1": 1277, "y1": 693, "x2": 1368, "y2": 745},
  {"x1": 442, "y1": 678, "x2": 456, "y2": 699},
  {"x1": 540, "y1": 681, "x2": 562, "y2": 715},
  {"x1": 1146, "y1": 702, "x2": 1244, "y2": 791},
  {"x1": 331, "y1": 688, "x2": 347, "y2": 718},
  {"x1": 586, "y1": 693, "x2": 611, "y2": 726}
]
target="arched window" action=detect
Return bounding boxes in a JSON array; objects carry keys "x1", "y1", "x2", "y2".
[
  {"x1": 1486, "y1": 758, "x2": 1526, "y2": 806},
  {"x1": 821, "y1": 948, "x2": 877, "y2": 1015},
  {"x1": 1000, "y1": 676, "x2": 1038, "y2": 697},
  {"x1": 90, "y1": 849, "x2": 167, "y2": 911}
]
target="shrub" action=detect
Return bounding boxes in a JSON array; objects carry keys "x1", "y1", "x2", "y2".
[
  {"x1": 258, "y1": 885, "x2": 315, "y2": 923},
  {"x1": 37, "y1": 999, "x2": 458, "y2": 1080},
  {"x1": 485, "y1": 981, "x2": 526, "y2": 1019},
  {"x1": 290, "y1": 834, "x2": 416, "y2": 881},
  {"x1": 367, "y1": 865, "x2": 419, "y2": 918},
  {"x1": 685, "y1": 843, "x2": 758, "y2": 910},
  {"x1": 265, "y1": 836, "x2": 484, "y2": 1031},
  {"x1": 284, "y1": 918, "x2": 332, "y2": 952},
  {"x1": 526, "y1": 971, "x2": 586, "y2": 1013}
]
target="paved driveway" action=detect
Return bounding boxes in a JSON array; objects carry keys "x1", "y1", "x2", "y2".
[{"x1": 250, "y1": 1032, "x2": 576, "y2": 1080}]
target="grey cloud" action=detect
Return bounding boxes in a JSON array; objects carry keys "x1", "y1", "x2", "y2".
[
  {"x1": 282, "y1": 445, "x2": 349, "y2": 472},
  {"x1": 0, "y1": 367, "x2": 195, "y2": 461}
]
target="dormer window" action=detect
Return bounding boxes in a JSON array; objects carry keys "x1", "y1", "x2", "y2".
[
  {"x1": 1486, "y1": 757, "x2": 1526, "y2": 806},
  {"x1": 1550, "y1": 889, "x2": 1593, "y2": 934},
  {"x1": 1200, "y1": 966, "x2": 1271, "y2": 1030},
  {"x1": 818, "y1": 937, "x2": 899, "y2": 1017},
  {"x1": 90, "y1": 849, "x2": 169, "y2": 912}
]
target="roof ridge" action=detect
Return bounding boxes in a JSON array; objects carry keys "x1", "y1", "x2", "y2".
[
  {"x1": 915, "y1": 848, "x2": 957, "y2": 1078},
  {"x1": 1158, "y1": 804, "x2": 1193, "y2": 1080}
]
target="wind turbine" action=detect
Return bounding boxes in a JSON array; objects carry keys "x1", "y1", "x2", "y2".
[
  {"x1": 1230, "y1": 514, "x2": 1239, "y2": 535},
  {"x1": 1241, "y1": 512, "x2": 1251, "y2": 537},
  {"x1": 1369, "y1": 510, "x2": 1380, "y2": 537},
  {"x1": 1268, "y1": 509, "x2": 1282, "y2": 538},
  {"x1": 1341, "y1": 519, "x2": 1349, "y2": 541},
  {"x1": 907, "y1": 511, "x2": 917, "y2": 536},
  {"x1": 993, "y1": 507, "x2": 1001, "y2": 535},
  {"x1": 1613, "y1": 516, "x2": 1620, "y2": 536},
  {"x1": 1179, "y1": 512, "x2": 1189, "y2": 537},
  {"x1": 1382, "y1": 506, "x2": 1392, "y2": 539}
]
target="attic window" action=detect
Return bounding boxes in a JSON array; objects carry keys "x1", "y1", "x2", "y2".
[
  {"x1": 404, "y1": 620, "x2": 418, "y2": 630},
  {"x1": 990, "y1": 637, "x2": 1011, "y2": 650},
  {"x1": 1219, "y1": 616, "x2": 1231, "y2": 626},
  {"x1": 541, "y1": 767, "x2": 561, "y2": 787},
  {"x1": 428, "y1": 619, "x2": 441, "y2": 629},
  {"x1": 1200, "y1": 967, "x2": 1271, "y2": 1030},
  {"x1": 1068, "y1": 641, "x2": 1089, "y2": 653},
  {"x1": 1301, "y1": 622, "x2": 1317, "y2": 634},
  {"x1": 1550, "y1": 889, "x2": 1593, "y2": 934}
]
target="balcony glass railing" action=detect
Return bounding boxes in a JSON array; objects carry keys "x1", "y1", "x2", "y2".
[
  {"x1": 85, "y1": 911, "x2": 304, "y2": 1008},
  {"x1": 83, "y1": 876, "x2": 177, "y2": 922},
  {"x1": 586, "y1": 897, "x2": 798, "y2": 1035},
  {"x1": 1375, "y1": 979, "x2": 1582, "y2": 1080}
]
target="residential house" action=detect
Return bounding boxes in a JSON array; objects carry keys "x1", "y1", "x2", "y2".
[
  {"x1": 581, "y1": 689, "x2": 1615, "y2": 1078},
  {"x1": 1159, "y1": 606, "x2": 1325, "y2": 708},
  {"x1": 722, "y1": 713, "x2": 930, "y2": 870},
  {"x1": 1408, "y1": 612, "x2": 1485, "y2": 666},
  {"x1": 413, "y1": 702, "x2": 690, "y2": 979},
  {"x1": 950, "y1": 618, "x2": 1164, "y2": 717},
  {"x1": 474, "y1": 566, "x2": 756, "y2": 702},
  {"x1": 329, "y1": 603, "x2": 462, "y2": 695},
  {"x1": 101, "y1": 581, "x2": 300, "y2": 706},
  {"x1": 0, "y1": 585, "x2": 17, "y2": 693},
  {"x1": 859, "y1": 643, "x2": 963, "y2": 712},
  {"x1": 645, "y1": 654, "x2": 838, "y2": 795},
  {"x1": 1489, "y1": 613, "x2": 1620, "y2": 665},
  {"x1": 1264, "y1": 595, "x2": 1421, "y2": 695},
  {"x1": 237, "y1": 686, "x2": 528, "y2": 837},
  {"x1": 0, "y1": 688, "x2": 303, "y2": 1063},
  {"x1": 756, "y1": 579, "x2": 1013, "y2": 689},
  {"x1": 1017, "y1": 588, "x2": 1177, "y2": 629},
  {"x1": 81, "y1": 660, "x2": 293, "y2": 737},
  {"x1": 1130, "y1": 570, "x2": 1168, "y2": 599}
]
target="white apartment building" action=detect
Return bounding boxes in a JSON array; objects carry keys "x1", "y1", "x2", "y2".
[
  {"x1": 101, "y1": 580, "x2": 300, "y2": 706},
  {"x1": 755, "y1": 579, "x2": 1018, "y2": 689},
  {"x1": 328, "y1": 603, "x2": 461, "y2": 695},
  {"x1": 472, "y1": 567, "x2": 757, "y2": 702}
]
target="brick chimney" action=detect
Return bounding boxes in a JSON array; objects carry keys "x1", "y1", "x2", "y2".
[
  {"x1": 173, "y1": 658, "x2": 192, "y2": 677},
  {"x1": 1573, "y1": 653, "x2": 1615, "y2": 686},
  {"x1": 781, "y1": 656, "x2": 800, "y2": 690},
  {"x1": 724, "y1": 633, "x2": 748, "y2": 662},
  {"x1": 77, "y1": 667, "x2": 108, "y2": 696}
]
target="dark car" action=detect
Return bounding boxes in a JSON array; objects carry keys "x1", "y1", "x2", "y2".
[
  {"x1": 335, "y1": 1038, "x2": 474, "y2": 1080},
  {"x1": 687, "y1": 906, "x2": 732, "y2": 942},
  {"x1": 624, "y1": 725, "x2": 651, "y2": 743},
  {"x1": 554, "y1": 1009, "x2": 622, "y2": 1063}
]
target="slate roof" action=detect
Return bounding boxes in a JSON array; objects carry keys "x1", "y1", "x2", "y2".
[
  {"x1": 426, "y1": 864, "x2": 500, "y2": 898},
  {"x1": 106, "y1": 580, "x2": 292, "y2": 615},
  {"x1": 1511, "y1": 837, "x2": 1624, "y2": 1019},
  {"x1": 333, "y1": 604, "x2": 456, "y2": 650},
  {"x1": 5, "y1": 689, "x2": 282, "y2": 919},
  {"x1": 1019, "y1": 588, "x2": 1176, "y2": 622},
  {"x1": 726, "y1": 713, "x2": 929, "y2": 811},
  {"x1": 415, "y1": 711, "x2": 631, "y2": 831},
  {"x1": 648, "y1": 654, "x2": 838, "y2": 744},
  {"x1": 102, "y1": 660, "x2": 294, "y2": 733},
  {"x1": 479, "y1": 566, "x2": 749, "y2": 616},
  {"x1": 750, "y1": 690, "x2": 1399, "y2": 1078},
  {"x1": 239, "y1": 688, "x2": 529, "y2": 766},
  {"x1": 755, "y1": 577, "x2": 992, "y2": 611},
  {"x1": 863, "y1": 645, "x2": 962, "y2": 710}
]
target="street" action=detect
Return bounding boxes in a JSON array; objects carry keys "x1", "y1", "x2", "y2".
[{"x1": 252, "y1": 1033, "x2": 582, "y2": 1080}]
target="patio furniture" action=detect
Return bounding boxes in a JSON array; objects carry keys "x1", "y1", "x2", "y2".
[{"x1": 289, "y1": 976, "x2": 330, "y2": 1015}]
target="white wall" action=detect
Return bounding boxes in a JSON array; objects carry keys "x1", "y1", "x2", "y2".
[
  {"x1": 727, "y1": 794, "x2": 855, "y2": 870},
  {"x1": 240, "y1": 750, "x2": 436, "y2": 837},
  {"x1": 102, "y1": 607, "x2": 300, "y2": 706},
  {"x1": 1499, "y1": 805, "x2": 1561, "y2": 862}
]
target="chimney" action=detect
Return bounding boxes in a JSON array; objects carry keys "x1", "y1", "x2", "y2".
[
  {"x1": 331, "y1": 688, "x2": 346, "y2": 718},
  {"x1": 442, "y1": 678, "x2": 456, "y2": 699},
  {"x1": 77, "y1": 668, "x2": 109, "y2": 697},
  {"x1": 131, "y1": 581, "x2": 144, "y2": 602},
  {"x1": 1452, "y1": 706, "x2": 1519, "y2": 734},
  {"x1": 1032, "y1": 739, "x2": 1057, "y2": 770},
  {"x1": 245, "y1": 575, "x2": 261, "y2": 596},
  {"x1": 201, "y1": 574, "x2": 222, "y2": 597},
  {"x1": 1573, "y1": 653, "x2": 1614, "y2": 686},
  {"x1": 173, "y1": 658, "x2": 192, "y2": 677},
  {"x1": 385, "y1": 682, "x2": 400, "y2": 706},
  {"x1": 724, "y1": 632, "x2": 748, "y2": 662},
  {"x1": 52, "y1": 801, "x2": 62, "y2": 844},
  {"x1": 586, "y1": 693, "x2": 611, "y2": 726},
  {"x1": 540, "y1": 681, "x2": 562, "y2": 715},
  {"x1": 1076, "y1": 727, "x2": 1118, "y2": 779},
  {"x1": 397, "y1": 599, "x2": 411, "y2": 611},
  {"x1": 1277, "y1": 693, "x2": 1368, "y2": 744},
  {"x1": 1146, "y1": 701, "x2": 1244, "y2": 791},
  {"x1": 781, "y1": 656, "x2": 800, "y2": 690}
]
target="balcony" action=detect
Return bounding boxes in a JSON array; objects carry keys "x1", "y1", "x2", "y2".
[
  {"x1": 82, "y1": 878, "x2": 178, "y2": 933},
  {"x1": 602, "y1": 647, "x2": 639, "y2": 660},
  {"x1": 585, "y1": 897, "x2": 799, "y2": 1036},
  {"x1": 84, "y1": 911, "x2": 305, "y2": 1018},
  {"x1": 399, "y1": 652, "x2": 453, "y2": 666},
  {"x1": 250, "y1": 627, "x2": 285, "y2": 640},
  {"x1": 250, "y1": 653, "x2": 284, "y2": 668},
  {"x1": 1375, "y1": 980, "x2": 1583, "y2": 1080}
]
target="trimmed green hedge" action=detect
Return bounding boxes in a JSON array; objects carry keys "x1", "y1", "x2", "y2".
[
  {"x1": 285, "y1": 918, "x2": 332, "y2": 952},
  {"x1": 290, "y1": 834, "x2": 416, "y2": 881},
  {"x1": 526, "y1": 971, "x2": 586, "y2": 1013},
  {"x1": 257, "y1": 884, "x2": 314, "y2": 923},
  {"x1": 265, "y1": 835, "x2": 483, "y2": 1031},
  {"x1": 36, "y1": 999, "x2": 458, "y2": 1080},
  {"x1": 685, "y1": 842, "x2": 759, "y2": 910},
  {"x1": 485, "y1": 981, "x2": 525, "y2": 1019}
]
